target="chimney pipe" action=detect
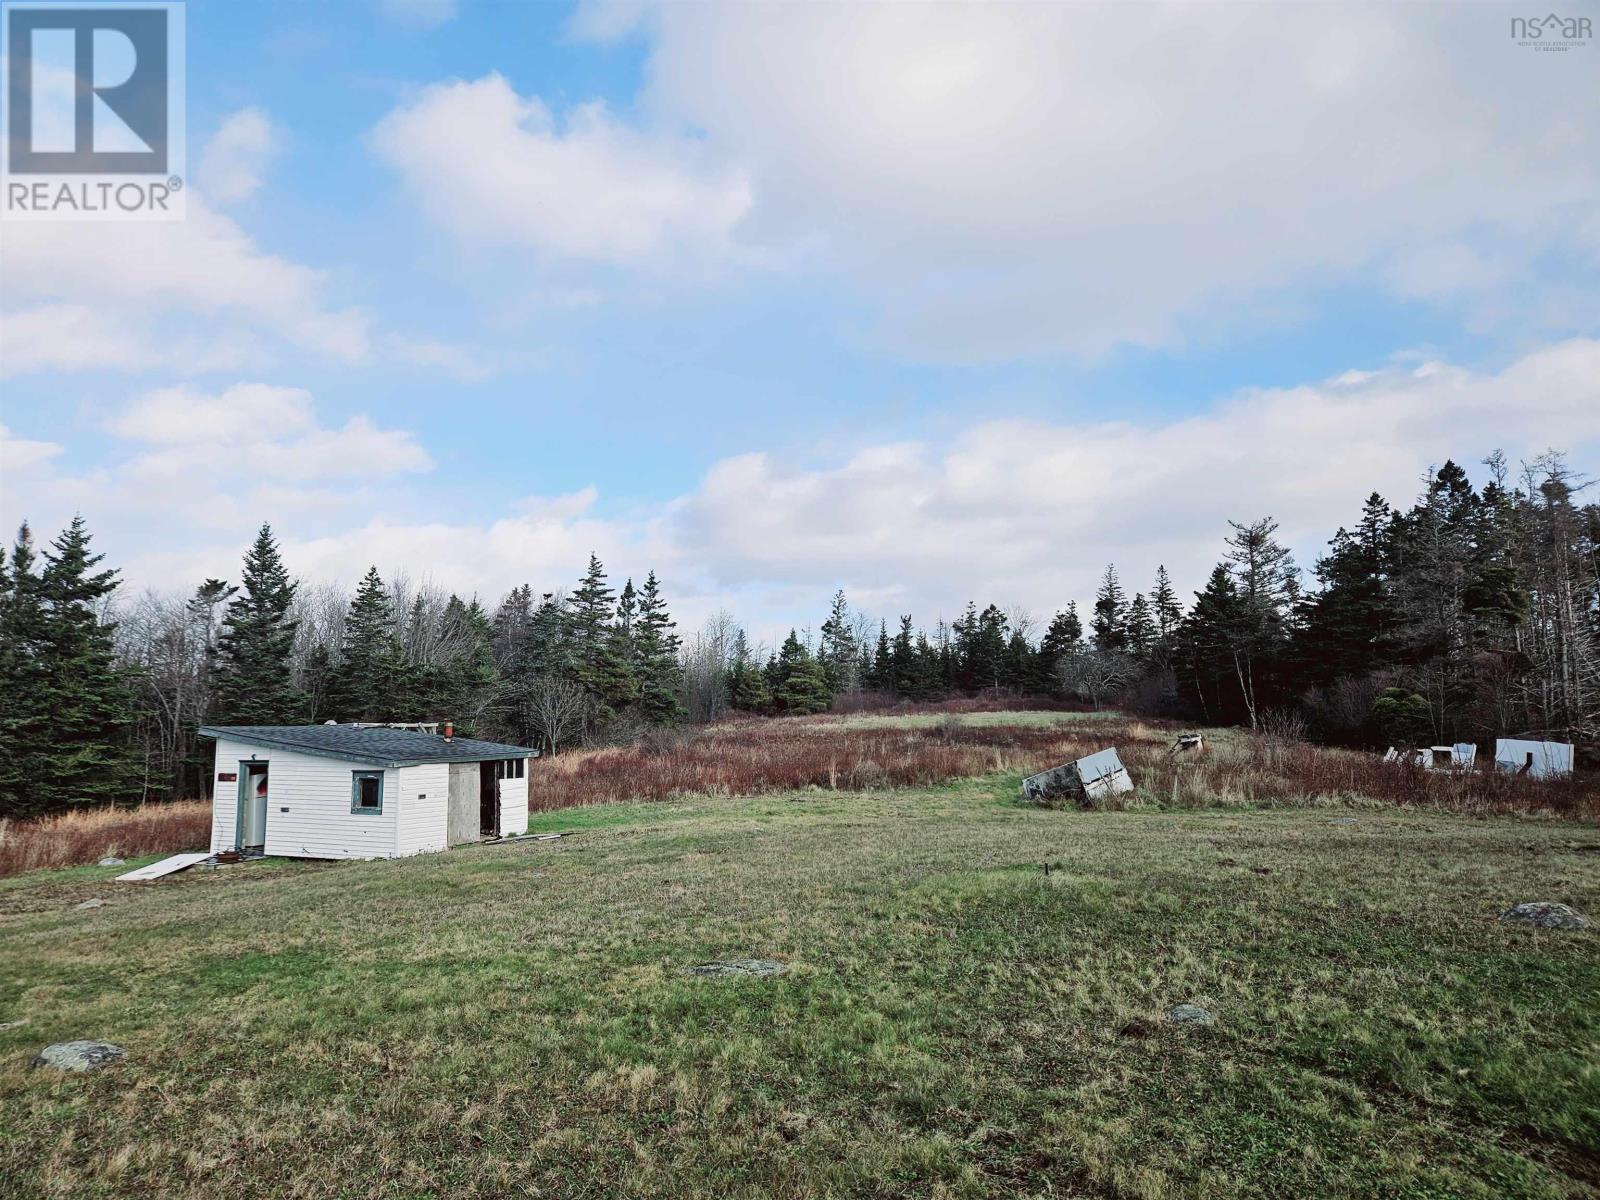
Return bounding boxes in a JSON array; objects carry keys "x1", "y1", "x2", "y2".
[{"x1": 442, "y1": 720, "x2": 454, "y2": 741}]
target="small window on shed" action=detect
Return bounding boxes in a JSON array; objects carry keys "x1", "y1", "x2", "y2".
[
  {"x1": 351, "y1": 770, "x2": 384, "y2": 815},
  {"x1": 513, "y1": 757, "x2": 525, "y2": 778}
]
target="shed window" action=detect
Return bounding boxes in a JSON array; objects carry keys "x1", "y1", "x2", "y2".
[{"x1": 351, "y1": 770, "x2": 384, "y2": 815}]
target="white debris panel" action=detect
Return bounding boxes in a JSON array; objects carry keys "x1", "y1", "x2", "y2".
[
  {"x1": 1022, "y1": 747, "x2": 1135, "y2": 806},
  {"x1": 1494, "y1": 739, "x2": 1575, "y2": 780}
]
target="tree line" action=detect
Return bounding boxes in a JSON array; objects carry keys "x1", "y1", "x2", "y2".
[{"x1": 1, "y1": 450, "x2": 1593, "y2": 818}]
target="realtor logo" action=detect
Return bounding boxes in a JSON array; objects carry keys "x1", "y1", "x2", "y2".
[{"x1": 2, "y1": 1, "x2": 185, "y2": 220}]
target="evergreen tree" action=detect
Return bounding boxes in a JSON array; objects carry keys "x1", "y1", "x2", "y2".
[
  {"x1": 566, "y1": 554, "x2": 635, "y2": 719},
  {"x1": 327, "y1": 566, "x2": 404, "y2": 721},
  {"x1": 1125, "y1": 593, "x2": 1156, "y2": 659},
  {"x1": 0, "y1": 526, "x2": 49, "y2": 814},
  {"x1": 210, "y1": 523, "x2": 304, "y2": 725},
  {"x1": 726, "y1": 628, "x2": 772, "y2": 713},
  {"x1": 0, "y1": 518, "x2": 136, "y2": 815},
  {"x1": 634, "y1": 570, "x2": 683, "y2": 723},
  {"x1": 771, "y1": 630, "x2": 831, "y2": 714},
  {"x1": 1151, "y1": 566, "x2": 1183, "y2": 643},
  {"x1": 1092, "y1": 566, "x2": 1127, "y2": 651},
  {"x1": 1037, "y1": 604, "x2": 1083, "y2": 694},
  {"x1": 818, "y1": 589, "x2": 859, "y2": 696}
]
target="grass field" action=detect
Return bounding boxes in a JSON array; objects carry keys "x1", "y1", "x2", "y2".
[{"x1": 2, "y1": 770, "x2": 1598, "y2": 1198}]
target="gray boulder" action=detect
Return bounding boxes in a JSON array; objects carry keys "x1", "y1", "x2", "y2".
[
  {"x1": 74, "y1": 898, "x2": 106, "y2": 910},
  {"x1": 685, "y1": 959, "x2": 788, "y2": 978},
  {"x1": 1167, "y1": 1003, "x2": 1216, "y2": 1026},
  {"x1": 32, "y1": 1040, "x2": 125, "y2": 1072},
  {"x1": 1500, "y1": 902, "x2": 1589, "y2": 931},
  {"x1": 98, "y1": 857, "x2": 126, "y2": 867}
]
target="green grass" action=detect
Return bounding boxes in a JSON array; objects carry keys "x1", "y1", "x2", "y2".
[{"x1": 2, "y1": 775, "x2": 1597, "y2": 1198}]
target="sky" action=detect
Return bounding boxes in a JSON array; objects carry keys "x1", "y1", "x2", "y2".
[{"x1": 2, "y1": 0, "x2": 1598, "y2": 649}]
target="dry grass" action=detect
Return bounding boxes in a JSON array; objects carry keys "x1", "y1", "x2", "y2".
[
  {"x1": 532, "y1": 713, "x2": 1600, "y2": 820},
  {"x1": 1, "y1": 788, "x2": 1596, "y2": 1198},
  {"x1": 0, "y1": 801, "x2": 210, "y2": 878}
]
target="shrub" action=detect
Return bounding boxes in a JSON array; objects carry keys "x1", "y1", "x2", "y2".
[{"x1": 0, "y1": 801, "x2": 211, "y2": 878}]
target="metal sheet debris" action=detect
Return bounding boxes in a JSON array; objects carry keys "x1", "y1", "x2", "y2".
[
  {"x1": 115, "y1": 852, "x2": 210, "y2": 882},
  {"x1": 1022, "y1": 747, "x2": 1135, "y2": 806},
  {"x1": 1494, "y1": 739, "x2": 1575, "y2": 780}
]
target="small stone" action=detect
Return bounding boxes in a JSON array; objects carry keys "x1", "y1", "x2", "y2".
[
  {"x1": 1167, "y1": 1003, "x2": 1215, "y2": 1026},
  {"x1": 98, "y1": 857, "x2": 126, "y2": 867},
  {"x1": 74, "y1": 898, "x2": 106, "y2": 910},
  {"x1": 685, "y1": 959, "x2": 788, "y2": 978},
  {"x1": 32, "y1": 1040, "x2": 125, "y2": 1072},
  {"x1": 1500, "y1": 902, "x2": 1590, "y2": 931},
  {"x1": 0, "y1": 1019, "x2": 28, "y2": 1032}
]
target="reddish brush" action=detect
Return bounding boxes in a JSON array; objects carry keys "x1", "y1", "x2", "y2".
[
  {"x1": 531, "y1": 717, "x2": 1600, "y2": 819},
  {"x1": 0, "y1": 801, "x2": 211, "y2": 878}
]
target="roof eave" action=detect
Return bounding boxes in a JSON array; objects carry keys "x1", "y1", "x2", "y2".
[{"x1": 198, "y1": 726, "x2": 540, "y2": 767}]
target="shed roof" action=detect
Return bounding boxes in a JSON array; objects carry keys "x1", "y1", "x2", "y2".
[{"x1": 200, "y1": 725, "x2": 538, "y2": 767}]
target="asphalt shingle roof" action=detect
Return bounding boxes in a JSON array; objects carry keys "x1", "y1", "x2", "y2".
[{"x1": 199, "y1": 725, "x2": 538, "y2": 767}]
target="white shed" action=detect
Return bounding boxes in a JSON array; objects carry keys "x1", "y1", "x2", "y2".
[{"x1": 200, "y1": 724, "x2": 539, "y2": 860}]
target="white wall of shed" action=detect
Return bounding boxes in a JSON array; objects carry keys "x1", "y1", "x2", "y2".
[
  {"x1": 209, "y1": 738, "x2": 401, "y2": 860},
  {"x1": 395, "y1": 763, "x2": 449, "y2": 856}
]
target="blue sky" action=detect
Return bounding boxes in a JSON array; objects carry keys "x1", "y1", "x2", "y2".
[{"x1": 2, "y1": 0, "x2": 1598, "y2": 647}]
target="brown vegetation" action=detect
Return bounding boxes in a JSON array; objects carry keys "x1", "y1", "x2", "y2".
[
  {"x1": 531, "y1": 714, "x2": 1600, "y2": 819},
  {"x1": 0, "y1": 801, "x2": 210, "y2": 878}
]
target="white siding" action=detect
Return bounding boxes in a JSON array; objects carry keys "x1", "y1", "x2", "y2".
[
  {"x1": 498, "y1": 759, "x2": 530, "y2": 836},
  {"x1": 396, "y1": 762, "x2": 449, "y2": 855},
  {"x1": 210, "y1": 738, "x2": 399, "y2": 860}
]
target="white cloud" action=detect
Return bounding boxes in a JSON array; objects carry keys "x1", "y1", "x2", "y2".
[
  {"x1": 0, "y1": 195, "x2": 369, "y2": 375},
  {"x1": 1, "y1": 385, "x2": 432, "y2": 560},
  {"x1": 9, "y1": 341, "x2": 1595, "y2": 644},
  {"x1": 198, "y1": 108, "x2": 281, "y2": 204},
  {"x1": 560, "y1": 1, "x2": 1599, "y2": 359},
  {"x1": 386, "y1": 334, "x2": 508, "y2": 382},
  {"x1": 0, "y1": 425, "x2": 62, "y2": 476},
  {"x1": 377, "y1": 0, "x2": 456, "y2": 29},
  {"x1": 370, "y1": 73, "x2": 753, "y2": 268},
  {"x1": 106, "y1": 383, "x2": 317, "y2": 444}
]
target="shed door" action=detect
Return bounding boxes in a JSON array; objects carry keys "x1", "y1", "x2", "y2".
[{"x1": 446, "y1": 762, "x2": 480, "y2": 845}]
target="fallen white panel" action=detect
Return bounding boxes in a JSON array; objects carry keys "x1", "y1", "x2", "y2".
[
  {"x1": 115, "y1": 852, "x2": 210, "y2": 882},
  {"x1": 1494, "y1": 739, "x2": 1575, "y2": 780}
]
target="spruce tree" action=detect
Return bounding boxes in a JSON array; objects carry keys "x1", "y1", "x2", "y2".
[
  {"x1": 211, "y1": 523, "x2": 304, "y2": 725},
  {"x1": 566, "y1": 554, "x2": 635, "y2": 719},
  {"x1": 634, "y1": 571, "x2": 683, "y2": 723},
  {"x1": 772, "y1": 630, "x2": 831, "y2": 714},
  {"x1": 818, "y1": 589, "x2": 858, "y2": 696},
  {"x1": 9, "y1": 518, "x2": 138, "y2": 814},
  {"x1": 327, "y1": 567, "x2": 404, "y2": 721},
  {"x1": 726, "y1": 628, "x2": 772, "y2": 712},
  {"x1": 1092, "y1": 565, "x2": 1127, "y2": 651},
  {"x1": 1151, "y1": 566, "x2": 1183, "y2": 641},
  {"x1": 1125, "y1": 593, "x2": 1156, "y2": 658},
  {"x1": 0, "y1": 527, "x2": 49, "y2": 814}
]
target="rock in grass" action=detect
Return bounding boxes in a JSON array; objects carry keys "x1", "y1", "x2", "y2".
[
  {"x1": 1167, "y1": 1003, "x2": 1215, "y2": 1026},
  {"x1": 685, "y1": 959, "x2": 788, "y2": 978},
  {"x1": 98, "y1": 857, "x2": 126, "y2": 867},
  {"x1": 32, "y1": 1040, "x2": 124, "y2": 1072},
  {"x1": 74, "y1": 898, "x2": 107, "y2": 910},
  {"x1": 1500, "y1": 902, "x2": 1590, "y2": 931},
  {"x1": 0, "y1": 1019, "x2": 28, "y2": 1032}
]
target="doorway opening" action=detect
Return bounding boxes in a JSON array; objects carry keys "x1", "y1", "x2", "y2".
[
  {"x1": 479, "y1": 760, "x2": 500, "y2": 837},
  {"x1": 237, "y1": 762, "x2": 269, "y2": 852}
]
